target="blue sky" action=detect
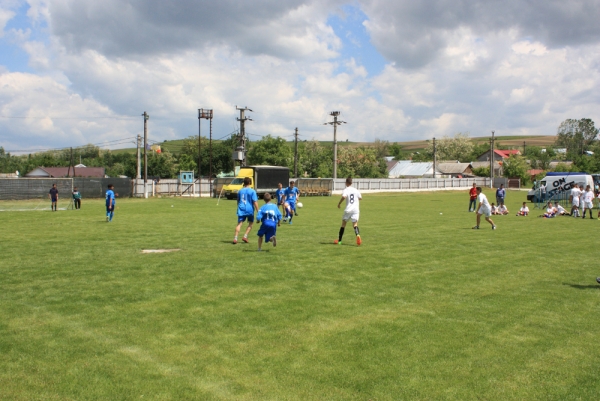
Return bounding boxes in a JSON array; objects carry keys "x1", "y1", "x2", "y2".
[{"x1": 1, "y1": 0, "x2": 600, "y2": 152}]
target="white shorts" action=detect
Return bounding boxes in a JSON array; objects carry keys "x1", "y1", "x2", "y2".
[
  {"x1": 478, "y1": 206, "x2": 491, "y2": 217},
  {"x1": 342, "y1": 211, "x2": 359, "y2": 223},
  {"x1": 572, "y1": 199, "x2": 579, "y2": 207},
  {"x1": 583, "y1": 201, "x2": 593, "y2": 209}
]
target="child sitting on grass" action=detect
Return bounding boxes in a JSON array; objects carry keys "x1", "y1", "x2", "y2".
[
  {"x1": 256, "y1": 192, "x2": 282, "y2": 251},
  {"x1": 517, "y1": 202, "x2": 529, "y2": 216}
]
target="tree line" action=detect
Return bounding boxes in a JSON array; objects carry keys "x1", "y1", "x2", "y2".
[
  {"x1": 0, "y1": 135, "x2": 392, "y2": 179},
  {"x1": 1, "y1": 118, "x2": 597, "y2": 181}
]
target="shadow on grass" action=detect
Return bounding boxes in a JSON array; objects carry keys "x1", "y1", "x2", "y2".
[{"x1": 563, "y1": 283, "x2": 600, "y2": 290}]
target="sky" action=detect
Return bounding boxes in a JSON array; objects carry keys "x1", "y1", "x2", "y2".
[{"x1": 1, "y1": 0, "x2": 600, "y2": 153}]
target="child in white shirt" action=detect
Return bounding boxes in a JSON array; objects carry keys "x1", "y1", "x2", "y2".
[{"x1": 517, "y1": 202, "x2": 529, "y2": 216}]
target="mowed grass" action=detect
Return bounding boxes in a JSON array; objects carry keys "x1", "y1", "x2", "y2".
[{"x1": 1, "y1": 191, "x2": 599, "y2": 400}]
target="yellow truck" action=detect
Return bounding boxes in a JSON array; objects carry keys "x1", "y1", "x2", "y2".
[{"x1": 223, "y1": 165, "x2": 290, "y2": 200}]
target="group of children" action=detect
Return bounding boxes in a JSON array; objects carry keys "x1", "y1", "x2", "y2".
[{"x1": 234, "y1": 177, "x2": 362, "y2": 250}]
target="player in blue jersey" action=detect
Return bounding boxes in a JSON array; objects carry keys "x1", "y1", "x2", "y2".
[
  {"x1": 256, "y1": 192, "x2": 282, "y2": 251},
  {"x1": 105, "y1": 184, "x2": 116, "y2": 222},
  {"x1": 275, "y1": 183, "x2": 287, "y2": 219},
  {"x1": 233, "y1": 177, "x2": 259, "y2": 244},
  {"x1": 283, "y1": 180, "x2": 300, "y2": 224}
]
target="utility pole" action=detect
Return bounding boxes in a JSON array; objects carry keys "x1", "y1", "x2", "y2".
[
  {"x1": 433, "y1": 137, "x2": 437, "y2": 178},
  {"x1": 294, "y1": 127, "x2": 299, "y2": 178},
  {"x1": 142, "y1": 111, "x2": 149, "y2": 198},
  {"x1": 323, "y1": 111, "x2": 346, "y2": 179},
  {"x1": 523, "y1": 141, "x2": 526, "y2": 155},
  {"x1": 490, "y1": 130, "x2": 495, "y2": 188},
  {"x1": 236, "y1": 106, "x2": 253, "y2": 167},
  {"x1": 136, "y1": 135, "x2": 141, "y2": 179}
]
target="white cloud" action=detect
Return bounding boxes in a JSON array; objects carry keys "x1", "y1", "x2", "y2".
[{"x1": 1, "y1": 0, "x2": 600, "y2": 153}]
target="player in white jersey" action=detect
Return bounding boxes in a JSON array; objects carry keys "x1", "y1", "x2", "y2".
[
  {"x1": 473, "y1": 187, "x2": 496, "y2": 230},
  {"x1": 570, "y1": 185, "x2": 581, "y2": 217},
  {"x1": 581, "y1": 185, "x2": 594, "y2": 219},
  {"x1": 334, "y1": 177, "x2": 363, "y2": 246}
]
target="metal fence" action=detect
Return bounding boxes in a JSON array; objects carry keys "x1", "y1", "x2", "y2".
[
  {"x1": 133, "y1": 178, "x2": 214, "y2": 197},
  {"x1": 330, "y1": 177, "x2": 491, "y2": 193},
  {"x1": 129, "y1": 177, "x2": 494, "y2": 198},
  {"x1": 0, "y1": 178, "x2": 132, "y2": 200}
]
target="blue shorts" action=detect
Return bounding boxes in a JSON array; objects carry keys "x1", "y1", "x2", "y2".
[
  {"x1": 257, "y1": 224, "x2": 276, "y2": 242},
  {"x1": 238, "y1": 214, "x2": 254, "y2": 223},
  {"x1": 287, "y1": 202, "x2": 296, "y2": 211},
  {"x1": 106, "y1": 205, "x2": 114, "y2": 212},
  {"x1": 51, "y1": 198, "x2": 57, "y2": 203}
]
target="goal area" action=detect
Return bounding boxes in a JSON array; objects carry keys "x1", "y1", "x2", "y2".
[{"x1": 0, "y1": 178, "x2": 73, "y2": 211}]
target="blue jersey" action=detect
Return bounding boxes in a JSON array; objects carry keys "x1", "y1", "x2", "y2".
[
  {"x1": 256, "y1": 203, "x2": 282, "y2": 227},
  {"x1": 285, "y1": 187, "x2": 299, "y2": 203},
  {"x1": 275, "y1": 188, "x2": 285, "y2": 204},
  {"x1": 237, "y1": 187, "x2": 258, "y2": 216},
  {"x1": 105, "y1": 189, "x2": 115, "y2": 206}
]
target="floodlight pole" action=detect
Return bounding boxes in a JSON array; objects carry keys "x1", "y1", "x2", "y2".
[{"x1": 198, "y1": 108, "x2": 213, "y2": 197}]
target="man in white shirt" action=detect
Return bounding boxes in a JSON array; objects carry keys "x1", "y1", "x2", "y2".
[
  {"x1": 581, "y1": 185, "x2": 594, "y2": 219},
  {"x1": 473, "y1": 187, "x2": 496, "y2": 230},
  {"x1": 554, "y1": 202, "x2": 566, "y2": 216},
  {"x1": 334, "y1": 177, "x2": 363, "y2": 246},
  {"x1": 570, "y1": 184, "x2": 581, "y2": 217}
]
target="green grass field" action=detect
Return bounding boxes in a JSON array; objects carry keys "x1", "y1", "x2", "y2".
[{"x1": 1, "y1": 191, "x2": 599, "y2": 400}]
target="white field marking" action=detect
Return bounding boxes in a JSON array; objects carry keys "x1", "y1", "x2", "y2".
[{"x1": 141, "y1": 249, "x2": 181, "y2": 254}]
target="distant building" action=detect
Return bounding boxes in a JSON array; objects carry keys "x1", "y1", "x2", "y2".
[
  {"x1": 477, "y1": 149, "x2": 521, "y2": 162},
  {"x1": 25, "y1": 167, "x2": 106, "y2": 178},
  {"x1": 436, "y1": 162, "x2": 474, "y2": 178},
  {"x1": 387, "y1": 160, "x2": 440, "y2": 178},
  {"x1": 471, "y1": 161, "x2": 503, "y2": 177}
]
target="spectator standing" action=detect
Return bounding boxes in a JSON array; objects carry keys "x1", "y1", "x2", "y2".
[
  {"x1": 468, "y1": 183, "x2": 477, "y2": 212},
  {"x1": 48, "y1": 184, "x2": 58, "y2": 211},
  {"x1": 72, "y1": 187, "x2": 82, "y2": 210},
  {"x1": 496, "y1": 184, "x2": 506, "y2": 206}
]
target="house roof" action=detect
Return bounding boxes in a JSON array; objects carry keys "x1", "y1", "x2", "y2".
[
  {"x1": 386, "y1": 160, "x2": 398, "y2": 172},
  {"x1": 25, "y1": 167, "x2": 106, "y2": 178},
  {"x1": 527, "y1": 169, "x2": 544, "y2": 176},
  {"x1": 494, "y1": 149, "x2": 520, "y2": 158},
  {"x1": 389, "y1": 161, "x2": 437, "y2": 176},
  {"x1": 471, "y1": 161, "x2": 502, "y2": 169},
  {"x1": 437, "y1": 163, "x2": 472, "y2": 175}
]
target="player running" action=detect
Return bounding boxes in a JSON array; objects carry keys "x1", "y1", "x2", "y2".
[
  {"x1": 334, "y1": 177, "x2": 362, "y2": 246},
  {"x1": 256, "y1": 193, "x2": 282, "y2": 251},
  {"x1": 473, "y1": 187, "x2": 496, "y2": 230},
  {"x1": 275, "y1": 183, "x2": 287, "y2": 220},
  {"x1": 105, "y1": 184, "x2": 116, "y2": 222},
  {"x1": 283, "y1": 180, "x2": 300, "y2": 224},
  {"x1": 233, "y1": 177, "x2": 259, "y2": 244}
]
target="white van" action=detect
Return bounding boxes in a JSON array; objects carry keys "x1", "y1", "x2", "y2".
[{"x1": 527, "y1": 172, "x2": 593, "y2": 203}]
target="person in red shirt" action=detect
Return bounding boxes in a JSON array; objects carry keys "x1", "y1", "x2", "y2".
[{"x1": 469, "y1": 183, "x2": 478, "y2": 212}]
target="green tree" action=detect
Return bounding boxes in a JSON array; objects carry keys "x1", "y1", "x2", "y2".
[
  {"x1": 388, "y1": 143, "x2": 404, "y2": 160},
  {"x1": 555, "y1": 118, "x2": 599, "y2": 156},
  {"x1": 147, "y1": 151, "x2": 176, "y2": 178},
  {"x1": 472, "y1": 167, "x2": 490, "y2": 177},
  {"x1": 427, "y1": 132, "x2": 474, "y2": 162},
  {"x1": 297, "y1": 140, "x2": 332, "y2": 178},
  {"x1": 247, "y1": 135, "x2": 292, "y2": 168},
  {"x1": 502, "y1": 155, "x2": 529, "y2": 183}
]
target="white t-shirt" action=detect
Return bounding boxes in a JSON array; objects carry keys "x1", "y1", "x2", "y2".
[
  {"x1": 342, "y1": 186, "x2": 362, "y2": 214},
  {"x1": 478, "y1": 193, "x2": 491, "y2": 209},
  {"x1": 498, "y1": 205, "x2": 508, "y2": 213},
  {"x1": 556, "y1": 205, "x2": 565, "y2": 213},
  {"x1": 520, "y1": 206, "x2": 529, "y2": 213},
  {"x1": 571, "y1": 188, "x2": 581, "y2": 200},
  {"x1": 582, "y1": 190, "x2": 594, "y2": 203}
]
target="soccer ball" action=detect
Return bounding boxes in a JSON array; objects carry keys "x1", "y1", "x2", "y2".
[{"x1": 297, "y1": 202, "x2": 303, "y2": 208}]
